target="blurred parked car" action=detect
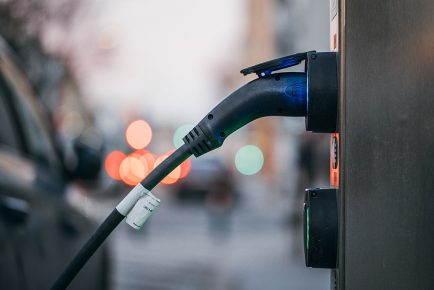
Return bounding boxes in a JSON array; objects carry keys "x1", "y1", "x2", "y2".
[
  {"x1": 0, "y1": 37, "x2": 109, "y2": 290},
  {"x1": 173, "y1": 158, "x2": 238, "y2": 203}
]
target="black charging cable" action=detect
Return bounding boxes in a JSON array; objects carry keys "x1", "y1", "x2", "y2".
[{"x1": 51, "y1": 145, "x2": 191, "y2": 290}]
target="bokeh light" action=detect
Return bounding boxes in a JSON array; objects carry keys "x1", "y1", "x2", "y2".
[
  {"x1": 125, "y1": 120, "x2": 153, "y2": 150},
  {"x1": 119, "y1": 155, "x2": 148, "y2": 186},
  {"x1": 104, "y1": 150, "x2": 126, "y2": 180},
  {"x1": 179, "y1": 159, "x2": 191, "y2": 179},
  {"x1": 173, "y1": 124, "x2": 194, "y2": 148},
  {"x1": 131, "y1": 149, "x2": 156, "y2": 174},
  {"x1": 154, "y1": 152, "x2": 182, "y2": 184},
  {"x1": 235, "y1": 145, "x2": 264, "y2": 175}
]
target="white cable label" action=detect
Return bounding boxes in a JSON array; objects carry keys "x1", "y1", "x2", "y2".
[
  {"x1": 125, "y1": 191, "x2": 160, "y2": 230},
  {"x1": 116, "y1": 183, "x2": 150, "y2": 216}
]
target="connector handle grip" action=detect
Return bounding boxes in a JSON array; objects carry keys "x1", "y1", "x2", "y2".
[{"x1": 184, "y1": 72, "x2": 307, "y2": 156}]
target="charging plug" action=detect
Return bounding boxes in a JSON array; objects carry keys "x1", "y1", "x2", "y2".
[{"x1": 183, "y1": 51, "x2": 338, "y2": 157}]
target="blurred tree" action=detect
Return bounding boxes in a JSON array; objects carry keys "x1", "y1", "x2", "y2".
[
  {"x1": 0, "y1": 0, "x2": 83, "y2": 110},
  {"x1": 0, "y1": 0, "x2": 104, "y2": 183}
]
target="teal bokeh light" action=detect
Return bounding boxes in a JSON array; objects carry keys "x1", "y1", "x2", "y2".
[
  {"x1": 235, "y1": 145, "x2": 264, "y2": 175},
  {"x1": 173, "y1": 124, "x2": 195, "y2": 148}
]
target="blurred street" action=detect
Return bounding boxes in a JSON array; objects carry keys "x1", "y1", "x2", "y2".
[
  {"x1": 0, "y1": 1, "x2": 332, "y2": 289},
  {"x1": 103, "y1": 182, "x2": 330, "y2": 290},
  {"x1": 1, "y1": 0, "x2": 431, "y2": 289}
]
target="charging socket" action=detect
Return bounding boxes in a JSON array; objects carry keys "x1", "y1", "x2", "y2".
[{"x1": 304, "y1": 188, "x2": 338, "y2": 268}]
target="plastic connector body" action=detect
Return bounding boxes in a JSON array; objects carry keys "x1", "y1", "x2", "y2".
[
  {"x1": 183, "y1": 51, "x2": 338, "y2": 157},
  {"x1": 126, "y1": 191, "x2": 160, "y2": 230},
  {"x1": 183, "y1": 72, "x2": 307, "y2": 157}
]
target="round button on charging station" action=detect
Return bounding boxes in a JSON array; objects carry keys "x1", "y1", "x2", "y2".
[{"x1": 304, "y1": 188, "x2": 338, "y2": 268}]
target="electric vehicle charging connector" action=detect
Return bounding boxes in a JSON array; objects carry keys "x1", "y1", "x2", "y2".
[{"x1": 50, "y1": 50, "x2": 338, "y2": 290}]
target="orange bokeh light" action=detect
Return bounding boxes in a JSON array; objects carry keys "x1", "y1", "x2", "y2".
[
  {"x1": 105, "y1": 151, "x2": 126, "y2": 180},
  {"x1": 179, "y1": 159, "x2": 191, "y2": 179},
  {"x1": 130, "y1": 149, "x2": 156, "y2": 173},
  {"x1": 119, "y1": 155, "x2": 148, "y2": 186},
  {"x1": 154, "y1": 153, "x2": 182, "y2": 184},
  {"x1": 125, "y1": 120, "x2": 152, "y2": 150}
]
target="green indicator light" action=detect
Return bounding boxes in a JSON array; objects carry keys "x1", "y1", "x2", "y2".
[
  {"x1": 235, "y1": 145, "x2": 264, "y2": 175},
  {"x1": 306, "y1": 207, "x2": 310, "y2": 250},
  {"x1": 173, "y1": 124, "x2": 194, "y2": 148}
]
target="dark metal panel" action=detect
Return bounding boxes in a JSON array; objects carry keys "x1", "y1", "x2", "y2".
[{"x1": 340, "y1": 0, "x2": 434, "y2": 289}]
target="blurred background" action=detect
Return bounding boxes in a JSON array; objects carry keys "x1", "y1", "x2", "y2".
[{"x1": 0, "y1": 0, "x2": 331, "y2": 289}]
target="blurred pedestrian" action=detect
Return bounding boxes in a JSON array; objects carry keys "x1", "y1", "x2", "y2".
[{"x1": 206, "y1": 174, "x2": 235, "y2": 240}]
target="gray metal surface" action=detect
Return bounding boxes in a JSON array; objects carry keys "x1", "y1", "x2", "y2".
[{"x1": 339, "y1": 0, "x2": 434, "y2": 289}]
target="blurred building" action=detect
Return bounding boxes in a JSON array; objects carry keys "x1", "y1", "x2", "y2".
[{"x1": 235, "y1": 0, "x2": 330, "y2": 188}]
